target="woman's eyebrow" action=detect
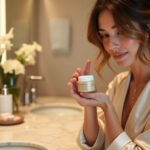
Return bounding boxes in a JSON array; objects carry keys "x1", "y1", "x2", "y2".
[{"x1": 98, "y1": 25, "x2": 116, "y2": 31}]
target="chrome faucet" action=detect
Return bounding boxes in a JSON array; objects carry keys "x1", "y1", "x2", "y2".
[{"x1": 24, "y1": 75, "x2": 44, "y2": 105}]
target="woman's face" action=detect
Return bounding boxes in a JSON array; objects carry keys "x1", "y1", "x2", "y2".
[{"x1": 98, "y1": 9, "x2": 140, "y2": 67}]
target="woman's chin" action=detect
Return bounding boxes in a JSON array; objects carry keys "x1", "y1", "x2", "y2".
[{"x1": 116, "y1": 60, "x2": 131, "y2": 68}]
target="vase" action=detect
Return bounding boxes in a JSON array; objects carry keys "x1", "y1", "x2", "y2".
[{"x1": 5, "y1": 74, "x2": 20, "y2": 113}]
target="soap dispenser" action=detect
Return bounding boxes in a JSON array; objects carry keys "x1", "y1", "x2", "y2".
[{"x1": 0, "y1": 84, "x2": 13, "y2": 114}]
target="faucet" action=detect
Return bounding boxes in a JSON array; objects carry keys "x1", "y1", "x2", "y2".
[{"x1": 24, "y1": 75, "x2": 44, "y2": 105}]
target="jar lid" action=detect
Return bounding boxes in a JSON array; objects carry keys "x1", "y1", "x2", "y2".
[{"x1": 78, "y1": 75, "x2": 94, "y2": 82}]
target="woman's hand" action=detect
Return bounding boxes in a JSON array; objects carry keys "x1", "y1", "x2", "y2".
[
  {"x1": 68, "y1": 60, "x2": 111, "y2": 111},
  {"x1": 79, "y1": 92, "x2": 111, "y2": 111},
  {"x1": 68, "y1": 59, "x2": 91, "y2": 101}
]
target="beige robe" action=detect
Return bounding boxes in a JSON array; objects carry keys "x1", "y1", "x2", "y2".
[{"x1": 79, "y1": 71, "x2": 150, "y2": 150}]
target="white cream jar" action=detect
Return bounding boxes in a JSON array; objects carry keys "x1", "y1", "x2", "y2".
[{"x1": 77, "y1": 75, "x2": 96, "y2": 92}]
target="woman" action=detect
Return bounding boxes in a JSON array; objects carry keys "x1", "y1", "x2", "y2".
[{"x1": 68, "y1": 0, "x2": 150, "y2": 149}]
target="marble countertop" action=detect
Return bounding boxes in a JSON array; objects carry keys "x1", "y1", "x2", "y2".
[{"x1": 0, "y1": 97, "x2": 83, "y2": 150}]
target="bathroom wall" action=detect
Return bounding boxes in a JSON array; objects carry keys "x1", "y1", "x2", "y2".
[
  {"x1": 6, "y1": 0, "x2": 35, "y2": 50},
  {"x1": 6, "y1": 0, "x2": 38, "y2": 100},
  {"x1": 6, "y1": 0, "x2": 125, "y2": 97}
]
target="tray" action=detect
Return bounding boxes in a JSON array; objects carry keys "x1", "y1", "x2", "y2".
[{"x1": 0, "y1": 114, "x2": 24, "y2": 125}]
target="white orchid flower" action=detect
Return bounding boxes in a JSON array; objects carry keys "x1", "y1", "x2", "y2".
[
  {"x1": 2, "y1": 59, "x2": 25, "y2": 75},
  {"x1": 15, "y1": 42, "x2": 42, "y2": 66},
  {"x1": 0, "y1": 28, "x2": 14, "y2": 55}
]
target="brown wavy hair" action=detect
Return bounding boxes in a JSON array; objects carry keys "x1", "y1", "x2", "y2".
[{"x1": 87, "y1": 0, "x2": 150, "y2": 76}]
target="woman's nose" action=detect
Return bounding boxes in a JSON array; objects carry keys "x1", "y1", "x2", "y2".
[{"x1": 108, "y1": 34, "x2": 120, "y2": 50}]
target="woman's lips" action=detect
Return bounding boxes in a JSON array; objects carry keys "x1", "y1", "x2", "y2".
[{"x1": 113, "y1": 52, "x2": 128, "y2": 60}]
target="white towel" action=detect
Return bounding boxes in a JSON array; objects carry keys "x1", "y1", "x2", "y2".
[{"x1": 49, "y1": 19, "x2": 71, "y2": 54}]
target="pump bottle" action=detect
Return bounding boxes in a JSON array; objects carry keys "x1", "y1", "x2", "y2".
[{"x1": 0, "y1": 84, "x2": 13, "y2": 114}]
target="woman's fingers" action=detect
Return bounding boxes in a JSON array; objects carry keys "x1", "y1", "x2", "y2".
[
  {"x1": 68, "y1": 80, "x2": 96, "y2": 106},
  {"x1": 68, "y1": 82, "x2": 102, "y2": 107},
  {"x1": 70, "y1": 77, "x2": 78, "y2": 89},
  {"x1": 76, "y1": 68, "x2": 82, "y2": 76},
  {"x1": 72, "y1": 72, "x2": 79, "y2": 79},
  {"x1": 83, "y1": 59, "x2": 91, "y2": 75},
  {"x1": 70, "y1": 60, "x2": 91, "y2": 82},
  {"x1": 68, "y1": 81, "x2": 76, "y2": 92}
]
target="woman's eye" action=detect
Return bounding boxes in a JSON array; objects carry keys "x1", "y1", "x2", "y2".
[
  {"x1": 117, "y1": 30, "x2": 124, "y2": 35},
  {"x1": 117, "y1": 31, "x2": 120, "y2": 35},
  {"x1": 100, "y1": 34, "x2": 109, "y2": 40}
]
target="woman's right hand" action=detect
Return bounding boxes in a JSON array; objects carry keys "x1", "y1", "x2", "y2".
[
  {"x1": 68, "y1": 60, "x2": 110, "y2": 111},
  {"x1": 68, "y1": 60, "x2": 91, "y2": 106}
]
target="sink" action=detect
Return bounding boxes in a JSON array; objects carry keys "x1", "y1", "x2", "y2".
[
  {"x1": 31, "y1": 104, "x2": 82, "y2": 117},
  {"x1": 0, "y1": 142, "x2": 48, "y2": 150}
]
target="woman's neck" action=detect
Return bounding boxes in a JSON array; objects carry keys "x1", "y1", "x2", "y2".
[{"x1": 130, "y1": 59, "x2": 150, "y2": 84}]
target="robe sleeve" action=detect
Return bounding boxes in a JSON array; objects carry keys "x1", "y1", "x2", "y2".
[
  {"x1": 78, "y1": 119, "x2": 105, "y2": 150},
  {"x1": 107, "y1": 116, "x2": 150, "y2": 150},
  {"x1": 107, "y1": 130, "x2": 150, "y2": 150}
]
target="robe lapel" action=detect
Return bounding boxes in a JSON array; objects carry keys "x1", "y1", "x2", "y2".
[
  {"x1": 113, "y1": 72, "x2": 131, "y2": 121},
  {"x1": 125, "y1": 81, "x2": 150, "y2": 139}
]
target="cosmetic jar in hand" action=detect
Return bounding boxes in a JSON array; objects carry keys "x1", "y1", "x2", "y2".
[{"x1": 77, "y1": 75, "x2": 96, "y2": 93}]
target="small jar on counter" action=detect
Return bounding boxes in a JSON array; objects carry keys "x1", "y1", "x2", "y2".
[{"x1": 77, "y1": 75, "x2": 96, "y2": 93}]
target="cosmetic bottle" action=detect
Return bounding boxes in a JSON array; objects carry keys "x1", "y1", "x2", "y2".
[
  {"x1": 0, "y1": 84, "x2": 13, "y2": 114},
  {"x1": 77, "y1": 75, "x2": 96, "y2": 92}
]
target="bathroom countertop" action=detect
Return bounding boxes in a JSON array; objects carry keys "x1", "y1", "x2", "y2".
[{"x1": 0, "y1": 97, "x2": 83, "y2": 150}]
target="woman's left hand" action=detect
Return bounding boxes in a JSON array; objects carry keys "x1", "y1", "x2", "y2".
[{"x1": 76, "y1": 92, "x2": 112, "y2": 111}]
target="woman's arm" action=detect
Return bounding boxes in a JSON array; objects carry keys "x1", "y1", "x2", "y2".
[
  {"x1": 104, "y1": 101, "x2": 123, "y2": 144},
  {"x1": 68, "y1": 60, "x2": 101, "y2": 146},
  {"x1": 80, "y1": 92, "x2": 123, "y2": 144},
  {"x1": 83, "y1": 106, "x2": 99, "y2": 146}
]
